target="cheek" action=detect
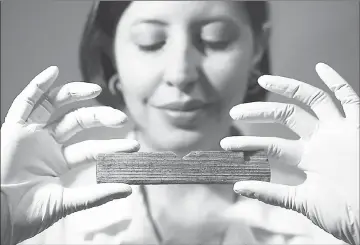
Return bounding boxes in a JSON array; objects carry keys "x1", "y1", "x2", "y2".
[
  {"x1": 116, "y1": 46, "x2": 159, "y2": 124},
  {"x1": 203, "y1": 50, "x2": 251, "y2": 109},
  {"x1": 115, "y1": 45, "x2": 163, "y2": 111},
  {"x1": 117, "y1": 49, "x2": 159, "y2": 98}
]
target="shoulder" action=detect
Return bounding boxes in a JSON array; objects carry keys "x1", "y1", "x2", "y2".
[{"x1": 228, "y1": 197, "x2": 345, "y2": 244}]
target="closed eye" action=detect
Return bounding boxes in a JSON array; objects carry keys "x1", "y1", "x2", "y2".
[
  {"x1": 203, "y1": 40, "x2": 231, "y2": 50},
  {"x1": 138, "y1": 41, "x2": 166, "y2": 52}
]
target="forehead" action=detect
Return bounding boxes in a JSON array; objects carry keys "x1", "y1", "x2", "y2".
[{"x1": 119, "y1": 1, "x2": 249, "y2": 25}]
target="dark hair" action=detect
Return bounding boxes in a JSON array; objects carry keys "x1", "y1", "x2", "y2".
[{"x1": 79, "y1": 1, "x2": 270, "y2": 109}]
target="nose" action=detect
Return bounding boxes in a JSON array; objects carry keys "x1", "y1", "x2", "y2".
[{"x1": 163, "y1": 36, "x2": 201, "y2": 92}]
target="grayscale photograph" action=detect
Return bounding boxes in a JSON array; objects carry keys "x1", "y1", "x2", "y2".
[{"x1": 1, "y1": 1, "x2": 359, "y2": 245}]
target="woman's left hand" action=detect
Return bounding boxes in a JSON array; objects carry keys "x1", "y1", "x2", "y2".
[{"x1": 220, "y1": 63, "x2": 359, "y2": 245}]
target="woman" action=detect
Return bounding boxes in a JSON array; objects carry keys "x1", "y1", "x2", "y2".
[{"x1": 1, "y1": 1, "x2": 359, "y2": 245}]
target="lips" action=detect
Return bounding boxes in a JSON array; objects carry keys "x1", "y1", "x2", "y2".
[
  {"x1": 152, "y1": 100, "x2": 209, "y2": 111},
  {"x1": 150, "y1": 99, "x2": 214, "y2": 129}
]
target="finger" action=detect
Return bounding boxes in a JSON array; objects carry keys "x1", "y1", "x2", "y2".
[
  {"x1": 63, "y1": 139, "x2": 140, "y2": 169},
  {"x1": 220, "y1": 136, "x2": 303, "y2": 169},
  {"x1": 62, "y1": 184, "x2": 132, "y2": 217},
  {"x1": 47, "y1": 106, "x2": 127, "y2": 143},
  {"x1": 27, "y1": 82, "x2": 101, "y2": 125},
  {"x1": 48, "y1": 82, "x2": 102, "y2": 108},
  {"x1": 27, "y1": 98, "x2": 53, "y2": 124},
  {"x1": 258, "y1": 75, "x2": 343, "y2": 121},
  {"x1": 315, "y1": 63, "x2": 360, "y2": 125},
  {"x1": 5, "y1": 66, "x2": 59, "y2": 124},
  {"x1": 230, "y1": 102, "x2": 318, "y2": 140},
  {"x1": 233, "y1": 181, "x2": 302, "y2": 213}
]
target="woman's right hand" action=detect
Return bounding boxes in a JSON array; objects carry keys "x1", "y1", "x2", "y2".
[{"x1": 1, "y1": 66, "x2": 140, "y2": 245}]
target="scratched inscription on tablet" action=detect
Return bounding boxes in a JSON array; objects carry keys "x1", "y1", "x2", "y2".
[{"x1": 96, "y1": 151, "x2": 270, "y2": 185}]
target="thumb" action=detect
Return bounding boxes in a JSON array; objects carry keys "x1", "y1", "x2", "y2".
[
  {"x1": 234, "y1": 181, "x2": 302, "y2": 212},
  {"x1": 62, "y1": 184, "x2": 132, "y2": 217}
]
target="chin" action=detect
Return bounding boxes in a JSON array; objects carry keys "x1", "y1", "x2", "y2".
[
  {"x1": 135, "y1": 110, "x2": 229, "y2": 154},
  {"x1": 149, "y1": 124, "x2": 219, "y2": 155}
]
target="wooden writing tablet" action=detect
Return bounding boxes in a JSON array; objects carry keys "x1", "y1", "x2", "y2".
[{"x1": 96, "y1": 151, "x2": 270, "y2": 185}]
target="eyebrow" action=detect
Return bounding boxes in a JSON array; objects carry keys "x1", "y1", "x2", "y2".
[
  {"x1": 132, "y1": 19, "x2": 168, "y2": 27},
  {"x1": 131, "y1": 16, "x2": 238, "y2": 27},
  {"x1": 195, "y1": 16, "x2": 237, "y2": 26}
]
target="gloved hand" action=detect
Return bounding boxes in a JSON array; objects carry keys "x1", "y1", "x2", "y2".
[
  {"x1": 1, "y1": 66, "x2": 140, "y2": 245},
  {"x1": 221, "y1": 63, "x2": 359, "y2": 245}
]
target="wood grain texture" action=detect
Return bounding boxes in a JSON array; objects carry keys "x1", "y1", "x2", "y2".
[{"x1": 96, "y1": 151, "x2": 270, "y2": 185}]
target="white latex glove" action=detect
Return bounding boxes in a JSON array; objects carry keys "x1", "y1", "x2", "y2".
[
  {"x1": 1, "y1": 67, "x2": 140, "y2": 245},
  {"x1": 220, "y1": 63, "x2": 359, "y2": 245}
]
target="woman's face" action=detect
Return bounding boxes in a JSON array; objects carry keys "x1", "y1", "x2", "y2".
[{"x1": 114, "y1": 1, "x2": 258, "y2": 153}]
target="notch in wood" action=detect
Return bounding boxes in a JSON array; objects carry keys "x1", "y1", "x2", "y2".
[{"x1": 96, "y1": 151, "x2": 270, "y2": 185}]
